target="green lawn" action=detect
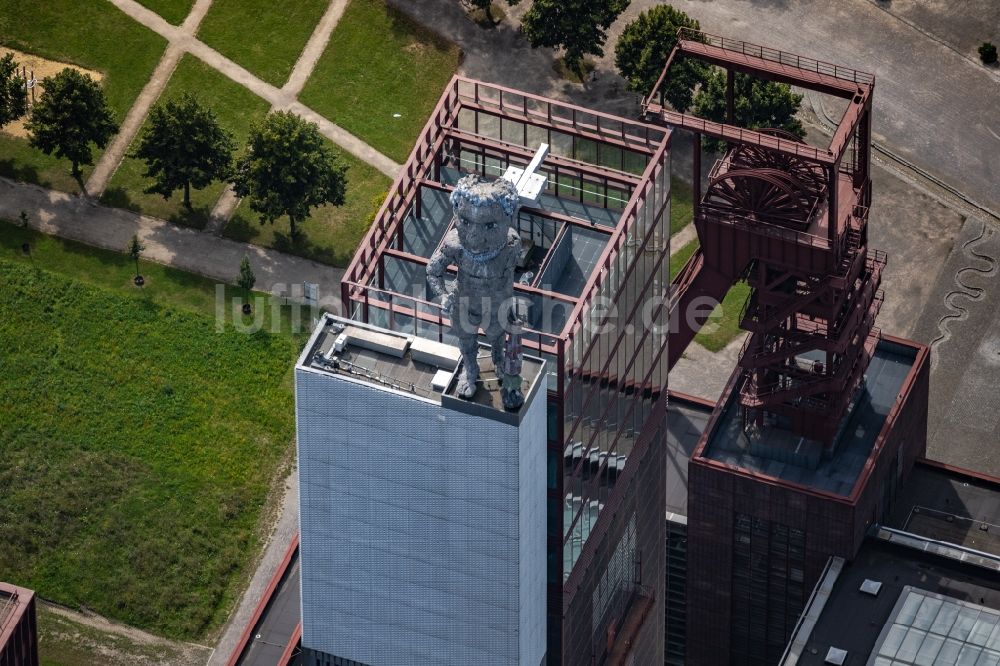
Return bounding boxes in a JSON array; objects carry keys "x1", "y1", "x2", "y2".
[
  {"x1": 101, "y1": 56, "x2": 270, "y2": 229},
  {"x1": 697, "y1": 281, "x2": 750, "y2": 352},
  {"x1": 0, "y1": 0, "x2": 166, "y2": 192},
  {"x1": 299, "y1": 0, "x2": 460, "y2": 164},
  {"x1": 38, "y1": 606, "x2": 208, "y2": 666},
  {"x1": 669, "y1": 237, "x2": 699, "y2": 282},
  {"x1": 668, "y1": 237, "x2": 750, "y2": 352},
  {"x1": 0, "y1": 223, "x2": 304, "y2": 640},
  {"x1": 197, "y1": 0, "x2": 330, "y2": 87},
  {"x1": 670, "y1": 176, "x2": 694, "y2": 235},
  {"x1": 223, "y1": 147, "x2": 390, "y2": 267},
  {"x1": 136, "y1": 0, "x2": 195, "y2": 25}
]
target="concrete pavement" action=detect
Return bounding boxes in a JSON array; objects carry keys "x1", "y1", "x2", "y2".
[
  {"x1": 1, "y1": 176, "x2": 345, "y2": 308},
  {"x1": 606, "y1": 0, "x2": 1000, "y2": 220}
]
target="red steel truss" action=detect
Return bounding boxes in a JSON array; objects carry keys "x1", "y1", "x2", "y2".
[{"x1": 646, "y1": 29, "x2": 881, "y2": 448}]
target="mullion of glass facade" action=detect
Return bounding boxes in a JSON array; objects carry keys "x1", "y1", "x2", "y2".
[{"x1": 561, "y1": 147, "x2": 670, "y2": 570}]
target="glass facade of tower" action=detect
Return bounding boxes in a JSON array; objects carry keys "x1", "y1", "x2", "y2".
[{"x1": 340, "y1": 77, "x2": 671, "y2": 663}]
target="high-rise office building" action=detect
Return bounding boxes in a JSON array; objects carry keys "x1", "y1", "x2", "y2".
[
  {"x1": 294, "y1": 316, "x2": 547, "y2": 665},
  {"x1": 339, "y1": 77, "x2": 673, "y2": 664}
]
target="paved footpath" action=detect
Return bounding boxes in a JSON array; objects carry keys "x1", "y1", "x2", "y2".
[
  {"x1": 105, "y1": 0, "x2": 400, "y2": 179},
  {"x1": 86, "y1": 0, "x2": 217, "y2": 198},
  {"x1": 2, "y1": 177, "x2": 345, "y2": 307}
]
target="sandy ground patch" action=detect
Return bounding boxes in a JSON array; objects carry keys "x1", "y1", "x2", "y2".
[{"x1": 0, "y1": 46, "x2": 104, "y2": 139}]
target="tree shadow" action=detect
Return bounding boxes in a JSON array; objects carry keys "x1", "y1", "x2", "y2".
[
  {"x1": 101, "y1": 187, "x2": 211, "y2": 230},
  {"x1": 167, "y1": 204, "x2": 211, "y2": 231},
  {"x1": 0, "y1": 158, "x2": 43, "y2": 187},
  {"x1": 101, "y1": 186, "x2": 142, "y2": 213},
  {"x1": 386, "y1": 0, "x2": 458, "y2": 56},
  {"x1": 222, "y1": 212, "x2": 258, "y2": 243}
]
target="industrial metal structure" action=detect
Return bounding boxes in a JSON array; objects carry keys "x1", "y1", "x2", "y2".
[
  {"x1": 233, "y1": 31, "x2": 949, "y2": 666},
  {"x1": 646, "y1": 29, "x2": 882, "y2": 450},
  {"x1": 641, "y1": 31, "x2": 932, "y2": 665}
]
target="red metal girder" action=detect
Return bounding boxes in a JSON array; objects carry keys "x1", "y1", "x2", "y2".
[
  {"x1": 380, "y1": 246, "x2": 581, "y2": 306},
  {"x1": 445, "y1": 127, "x2": 643, "y2": 186},
  {"x1": 416, "y1": 178, "x2": 618, "y2": 235},
  {"x1": 676, "y1": 37, "x2": 871, "y2": 98},
  {"x1": 828, "y1": 94, "x2": 871, "y2": 165},
  {"x1": 647, "y1": 104, "x2": 836, "y2": 165},
  {"x1": 461, "y1": 98, "x2": 659, "y2": 156},
  {"x1": 278, "y1": 624, "x2": 301, "y2": 666},
  {"x1": 456, "y1": 76, "x2": 665, "y2": 153},
  {"x1": 343, "y1": 282, "x2": 561, "y2": 356}
]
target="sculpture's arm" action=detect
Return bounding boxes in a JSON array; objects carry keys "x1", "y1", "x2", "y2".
[{"x1": 427, "y1": 229, "x2": 459, "y2": 311}]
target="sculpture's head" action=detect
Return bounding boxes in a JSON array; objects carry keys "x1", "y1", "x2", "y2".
[{"x1": 450, "y1": 174, "x2": 519, "y2": 257}]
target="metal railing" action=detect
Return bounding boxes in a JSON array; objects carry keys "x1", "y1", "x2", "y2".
[
  {"x1": 342, "y1": 280, "x2": 561, "y2": 356},
  {"x1": 455, "y1": 78, "x2": 666, "y2": 153},
  {"x1": 678, "y1": 28, "x2": 875, "y2": 86},
  {"x1": 698, "y1": 208, "x2": 831, "y2": 250}
]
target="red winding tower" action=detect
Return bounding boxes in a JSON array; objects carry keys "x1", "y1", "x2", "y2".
[{"x1": 647, "y1": 29, "x2": 883, "y2": 453}]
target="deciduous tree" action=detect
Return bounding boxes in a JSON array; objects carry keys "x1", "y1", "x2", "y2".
[
  {"x1": 133, "y1": 93, "x2": 234, "y2": 210},
  {"x1": 27, "y1": 68, "x2": 118, "y2": 178},
  {"x1": 614, "y1": 5, "x2": 708, "y2": 112},
  {"x1": 0, "y1": 52, "x2": 26, "y2": 128},
  {"x1": 979, "y1": 42, "x2": 998, "y2": 65},
  {"x1": 231, "y1": 111, "x2": 347, "y2": 238},
  {"x1": 127, "y1": 234, "x2": 145, "y2": 278},
  {"x1": 521, "y1": 0, "x2": 629, "y2": 78},
  {"x1": 692, "y1": 70, "x2": 805, "y2": 151}
]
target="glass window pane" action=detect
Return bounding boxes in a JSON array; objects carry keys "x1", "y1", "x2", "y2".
[{"x1": 916, "y1": 634, "x2": 945, "y2": 666}]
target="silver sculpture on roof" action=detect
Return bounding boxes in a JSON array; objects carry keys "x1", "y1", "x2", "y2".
[{"x1": 427, "y1": 174, "x2": 525, "y2": 409}]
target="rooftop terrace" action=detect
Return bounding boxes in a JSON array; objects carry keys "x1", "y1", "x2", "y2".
[
  {"x1": 297, "y1": 314, "x2": 545, "y2": 424},
  {"x1": 702, "y1": 338, "x2": 917, "y2": 496}
]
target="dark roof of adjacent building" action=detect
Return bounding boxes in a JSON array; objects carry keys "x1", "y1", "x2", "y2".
[
  {"x1": 887, "y1": 462, "x2": 1000, "y2": 557},
  {"x1": 0, "y1": 582, "x2": 34, "y2": 650},
  {"x1": 784, "y1": 463, "x2": 1000, "y2": 665},
  {"x1": 237, "y1": 554, "x2": 301, "y2": 666},
  {"x1": 787, "y1": 538, "x2": 1000, "y2": 666},
  {"x1": 702, "y1": 339, "x2": 918, "y2": 497},
  {"x1": 666, "y1": 394, "x2": 713, "y2": 518}
]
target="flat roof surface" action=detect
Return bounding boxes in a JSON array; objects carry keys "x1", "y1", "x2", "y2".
[
  {"x1": 793, "y1": 539, "x2": 1000, "y2": 666},
  {"x1": 0, "y1": 582, "x2": 33, "y2": 650},
  {"x1": 299, "y1": 316, "x2": 545, "y2": 423},
  {"x1": 703, "y1": 340, "x2": 916, "y2": 496},
  {"x1": 666, "y1": 397, "x2": 713, "y2": 516},
  {"x1": 888, "y1": 463, "x2": 1000, "y2": 558}
]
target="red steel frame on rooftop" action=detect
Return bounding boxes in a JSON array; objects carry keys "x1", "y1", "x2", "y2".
[{"x1": 341, "y1": 75, "x2": 671, "y2": 374}]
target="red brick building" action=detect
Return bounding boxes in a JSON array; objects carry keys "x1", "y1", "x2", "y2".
[
  {"x1": 0, "y1": 582, "x2": 38, "y2": 666},
  {"x1": 685, "y1": 336, "x2": 930, "y2": 664}
]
